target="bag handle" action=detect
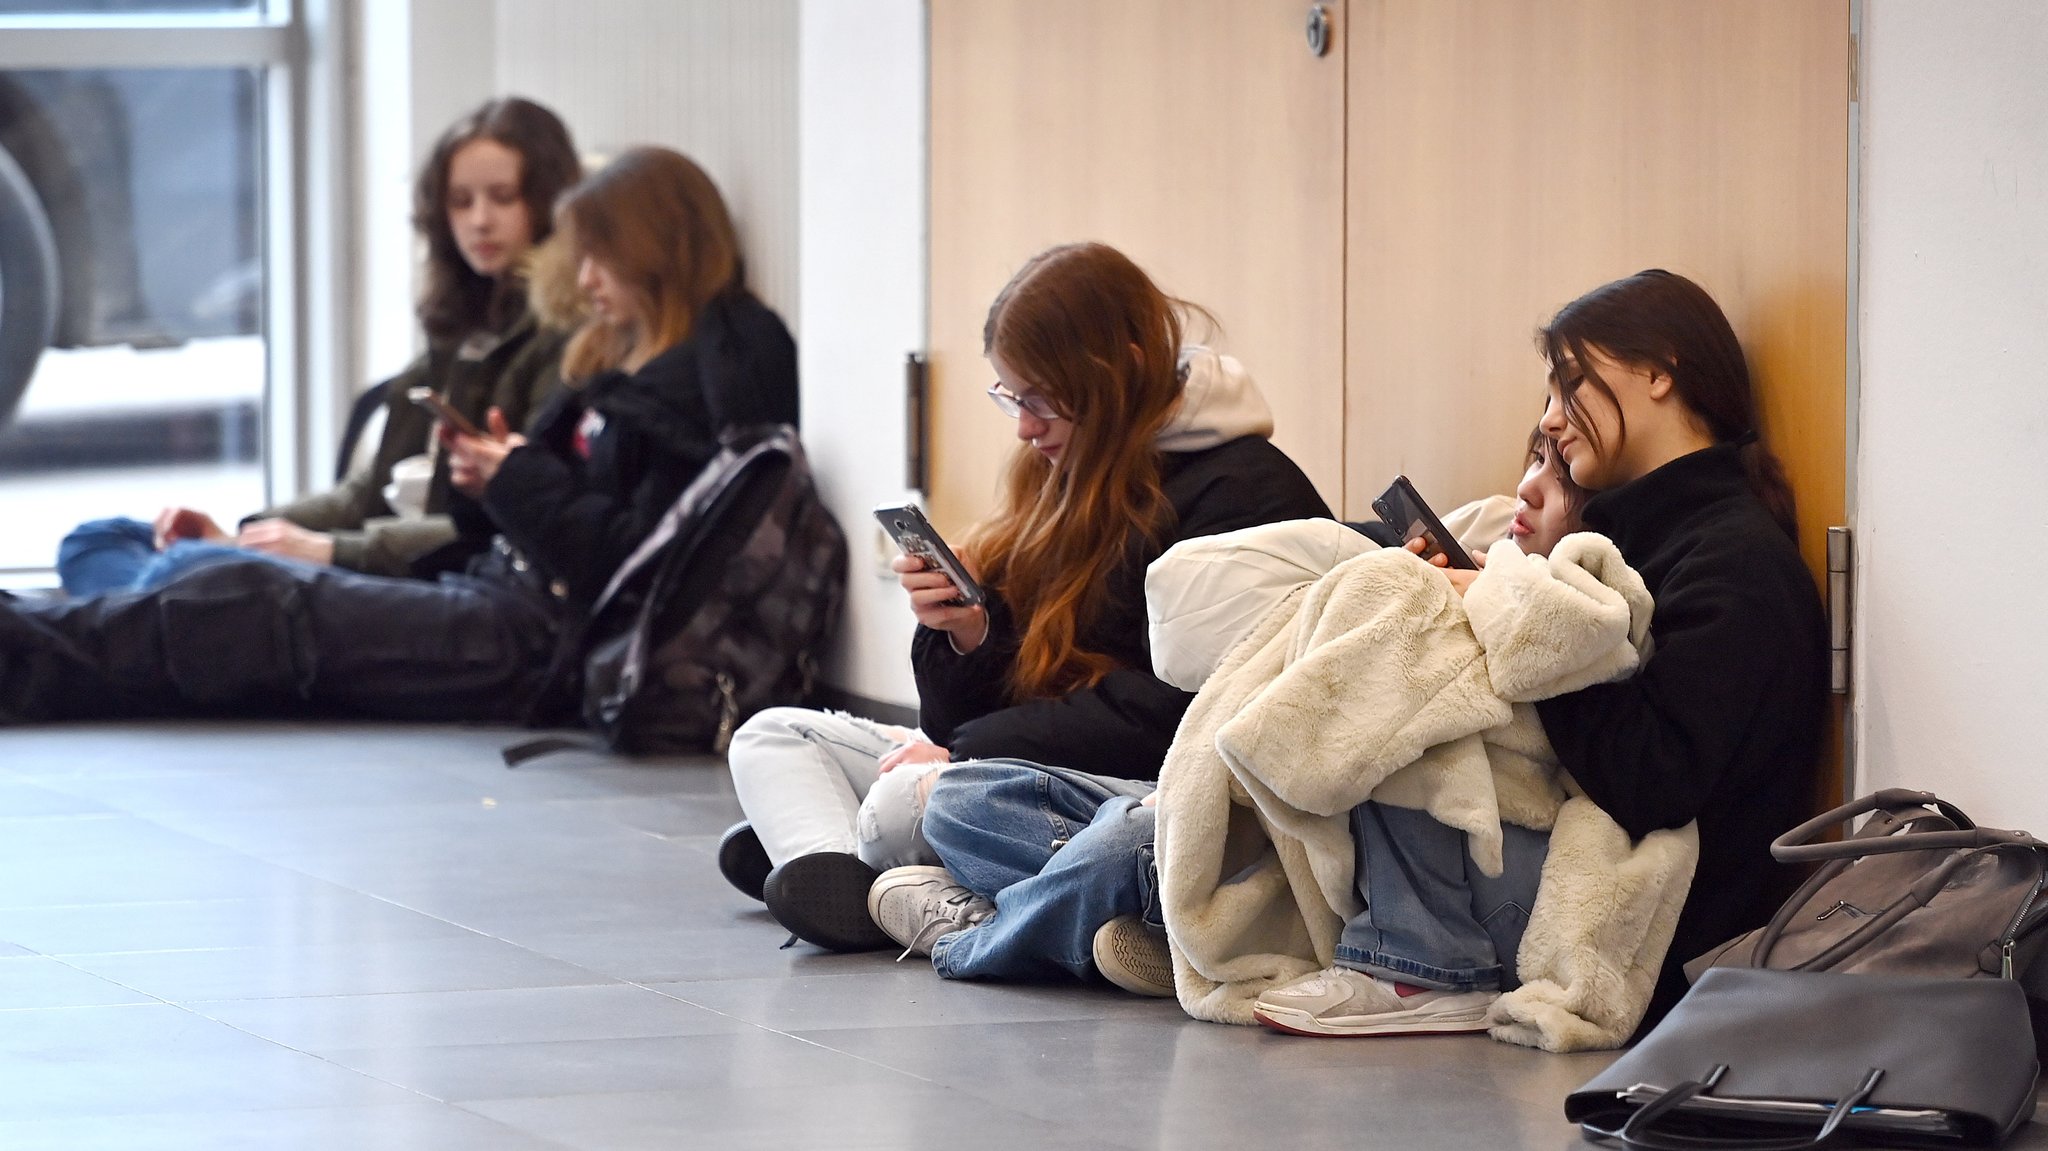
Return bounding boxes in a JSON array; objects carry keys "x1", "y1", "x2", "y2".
[
  {"x1": 1583, "y1": 1065, "x2": 1885, "y2": 1151},
  {"x1": 1746, "y1": 841, "x2": 2040, "y2": 970},
  {"x1": 1772, "y1": 789, "x2": 2041, "y2": 863}
]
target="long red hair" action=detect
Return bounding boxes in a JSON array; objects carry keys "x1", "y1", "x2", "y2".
[{"x1": 963, "y1": 243, "x2": 1193, "y2": 702}]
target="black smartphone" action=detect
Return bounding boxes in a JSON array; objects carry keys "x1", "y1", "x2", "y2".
[
  {"x1": 406, "y1": 385, "x2": 482, "y2": 438},
  {"x1": 873, "y1": 503, "x2": 987, "y2": 608},
  {"x1": 1373, "y1": 475, "x2": 1478, "y2": 570}
]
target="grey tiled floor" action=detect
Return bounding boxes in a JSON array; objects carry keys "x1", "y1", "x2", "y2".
[{"x1": 0, "y1": 723, "x2": 2038, "y2": 1150}]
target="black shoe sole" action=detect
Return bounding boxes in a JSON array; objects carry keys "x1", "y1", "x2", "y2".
[
  {"x1": 762, "y1": 852, "x2": 892, "y2": 952},
  {"x1": 717, "y1": 822, "x2": 772, "y2": 902}
]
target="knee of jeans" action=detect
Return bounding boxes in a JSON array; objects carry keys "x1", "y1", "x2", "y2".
[
  {"x1": 156, "y1": 562, "x2": 314, "y2": 705},
  {"x1": 62, "y1": 517, "x2": 153, "y2": 550},
  {"x1": 856, "y1": 764, "x2": 938, "y2": 869},
  {"x1": 725, "y1": 706, "x2": 817, "y2": 773}
]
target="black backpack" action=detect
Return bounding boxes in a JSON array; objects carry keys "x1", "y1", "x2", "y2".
[{"x1": 513, "y1": 424, "x2": 846, "y2": 758}]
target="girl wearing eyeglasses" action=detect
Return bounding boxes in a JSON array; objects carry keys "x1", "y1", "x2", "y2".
[{"x1": 721, "y1": 241, "x2": 1332, "y2": 950}]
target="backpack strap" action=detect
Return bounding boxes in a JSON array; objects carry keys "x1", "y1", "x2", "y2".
[{"x1": 500, "y1": 733, "x2": 606, "y2": 767}]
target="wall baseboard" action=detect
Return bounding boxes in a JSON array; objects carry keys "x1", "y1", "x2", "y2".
[{"x1": 810, "y1": 685, "x2": 919, "y2": 729}]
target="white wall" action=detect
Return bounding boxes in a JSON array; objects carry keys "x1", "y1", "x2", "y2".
[
  {"x1": 796, "y1": 0, "x2": 926, "y2": 706},
  {"x1": 491, "y1": 0, "x2": 799, "y2": 325},
  {"x1": 1855, "y1": 2, "x2": 2048, "y2": 825}
]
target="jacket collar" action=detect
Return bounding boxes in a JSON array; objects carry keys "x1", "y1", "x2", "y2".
[{"x1": 1580, "y1": 442, "x2": 1751, "y2": 558}]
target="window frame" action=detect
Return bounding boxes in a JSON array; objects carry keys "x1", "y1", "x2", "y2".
[{"x1": 0, "y1": 0, "x2": 353, "y2": 523}]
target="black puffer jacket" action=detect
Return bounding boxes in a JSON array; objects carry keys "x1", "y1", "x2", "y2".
[
  {"x1": 479, "y1": 289, "x2": 799, "y2": 608},
  {"x1": 913, "y1": 433, "x2": 1331, "y2": 779},
  {"x1": 1534, "y1": 443, "x2": 1828, "y2": 1025}
]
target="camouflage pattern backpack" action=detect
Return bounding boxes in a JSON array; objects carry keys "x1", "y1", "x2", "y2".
[{"x1": 568, "y1": 425, "x2": 845, "y2": 755}]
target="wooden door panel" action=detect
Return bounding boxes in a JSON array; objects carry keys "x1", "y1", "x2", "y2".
[
  {"x1": 1344, "y1": 0, "x2": 1848, "y2": 585},
  {"x1": 927, "y1": 0, "x2": 1347, "y2": 534}
]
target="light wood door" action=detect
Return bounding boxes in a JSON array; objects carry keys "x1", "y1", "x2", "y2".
[
  {"x1": 1343, "y1": 0, "x2": 1851, "y2": 802},
  {"x1": 925, "y1": 0, "x2": 1347, "y2": 535},
  {"x1": 1344, "y1": 0, "x2": 1849, "y2": 583}
]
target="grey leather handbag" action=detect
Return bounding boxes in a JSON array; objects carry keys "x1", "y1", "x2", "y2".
[
  {"x1": 1567, "y1": 967, "x2": 2040, "y2": 1148},
  {"x1": 1686, "y1": 789, "x2": 2048, "y2": 1043}
]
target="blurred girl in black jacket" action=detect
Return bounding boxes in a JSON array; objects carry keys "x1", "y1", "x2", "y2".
[
  {"x1": 0, "y1": 147, "x2": 796, "y2": 726},
  {"x1": 722, "y1": 242, "x2": 1331, "y2": 950}
]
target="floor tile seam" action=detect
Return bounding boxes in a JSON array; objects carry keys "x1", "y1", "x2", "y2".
[
  {"x1": 0, "y1": 959, "x2": 461, "y2": 1109},
  {"x1": 166, "y1": 997, "x2": 483, "y2": 1109},
  {"x1": 624, "y1": 978, "x2": 966, "y2": 1088},
  {"x1": 16, "y1": 950, "x2": 183, "y2": 1011},
  {"x1": 159, "y1": 969, "x2": 642, "y2": 1007},
  {"x1": 434, "y1": 1105, "x2": 587, "y2": 1151},
  {"x1": 46, "y1": 800, "x2": 673, "y2": 992}
]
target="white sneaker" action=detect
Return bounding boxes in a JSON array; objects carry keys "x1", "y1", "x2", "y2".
[
  {"x1": 867, "y1": 866, "x2": 994, "y2": 959},
  {"x1": 1091, "y1": 916, "x2": 1175, "y2": 998},
  {"x1": 1252, "y1": 966, "x2": 1497, "y2": 1037}
]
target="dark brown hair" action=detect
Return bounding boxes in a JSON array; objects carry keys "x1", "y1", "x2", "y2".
[
  {"x1": 555, "y1": 147, "x2": 744, "y2": 381},
  {"x1": 1538, "y1": 269, "x2": 1797, "y2": 537},
  {"x1": 413, "y1": 97, "x2": 581, "y2": 342},
  {"x1": 964, "y1": 242, "x2": 1195, "y2": 702}
]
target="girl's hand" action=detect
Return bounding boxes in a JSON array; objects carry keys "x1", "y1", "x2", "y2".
[
  {"x1": 237, "y1": 520, "x2": 336, "y2": 566},
  {"x1": 152, "y1": 506, "x2": 230, "y2": 549},
  {"x1": 878, "y1": 740, "x2": 951, "y2": 774},
  {"x1": 1405, "y1": 536, "x2": 1485, "y2": 597},
  {"x1": 446, "y1": 407, "x2": 526, "y2": 497},
  {"x1": 892, "y1": 553, "x2": 990, "y2": 653}
]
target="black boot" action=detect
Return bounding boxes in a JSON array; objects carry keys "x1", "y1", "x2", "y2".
[
  {"x1": 716, "y1": 821, "x2": 773, "y2": 902},
  {"x1": 762, "y1": 852, "x2": 893, "y2": 952}
]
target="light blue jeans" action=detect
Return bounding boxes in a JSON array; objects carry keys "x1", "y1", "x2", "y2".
[
  {"x1": 57, "y1": 517, "x2": 249, "y2": 597},
  {"x1": 1335, "y1": 801, "x2": 1550, "y2": 992},
  {"x1": 920, "y1": 760, "x2": 1158, "y2": 984}
]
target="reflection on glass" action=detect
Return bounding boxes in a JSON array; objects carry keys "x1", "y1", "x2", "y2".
[{"x1": 0, "y1": 67, "x2": 264, "y2": 574}]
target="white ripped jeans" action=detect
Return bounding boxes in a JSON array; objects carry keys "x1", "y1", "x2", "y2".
[{"x1": 725, "y1": 707, "x2": 949, "y2": 871}]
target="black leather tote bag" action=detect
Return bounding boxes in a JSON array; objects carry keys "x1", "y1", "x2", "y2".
[{"x1": 1567, "y1": 967, "x2": 2039, "y2": 1149}]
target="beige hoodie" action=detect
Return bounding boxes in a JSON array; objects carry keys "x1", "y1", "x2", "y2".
[{"x1": 1156, "y1": 346, "x2": 1275, "y2": 451}]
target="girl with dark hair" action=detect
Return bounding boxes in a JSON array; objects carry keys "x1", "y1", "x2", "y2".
[
  {"x1": 0, "y1": 146, "x2": 797, "y2": 728},
  {"x1": 1250, "y1": 269, "x2": 1827, "y2": 1037},
  {"x1": 719, "y1": 241, "x2": 1332, "y2": 951},
  {"x1": 59, "y1": 96, "x2": 582, "y2": 592}
]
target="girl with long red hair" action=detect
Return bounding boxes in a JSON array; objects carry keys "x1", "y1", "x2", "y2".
[{"x1": 722, "y1": 242, "x2": 1330, "y2": 950}]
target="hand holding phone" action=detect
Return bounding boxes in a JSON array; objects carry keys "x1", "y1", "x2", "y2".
[
  {"x1": 1373, "y1": 475, "x2": 1477, "y2": 570},
  {"x1": 874, "y1": 503, "x2": 986, "y2": 609},
  {"x1": 407, "y1": 385, "x2": 482, "y2": 439}
]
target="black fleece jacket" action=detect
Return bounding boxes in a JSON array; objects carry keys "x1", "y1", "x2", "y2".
[
  {"x1": 479, "y1": 289, "x2": 799, "y2": 608},
  {"x1": 912, "y1": 434, "x2": 1332, "y2": 778},
  {"x1": 1534, "y1": 444, "x2": 1828, "y2": 1024}
]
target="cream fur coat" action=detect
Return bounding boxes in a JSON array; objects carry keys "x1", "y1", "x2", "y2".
[{"x1": 1149, "y1": 526, "x2": 1699, "y2": 1052}]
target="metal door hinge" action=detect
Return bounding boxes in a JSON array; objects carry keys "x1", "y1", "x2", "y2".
[{"x1": 1828, "y1": 526, "x2": 1852, "y2": 694}]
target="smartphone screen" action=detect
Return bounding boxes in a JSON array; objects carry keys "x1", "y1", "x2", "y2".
[
  {"x1": 1373, "y1": 475, "x2": 1477, "y2": 570},
  {"x1": 406, "y1": 385, "x2": 482, "y2": 438}
]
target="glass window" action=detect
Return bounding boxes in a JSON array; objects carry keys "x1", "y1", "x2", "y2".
[
  {"x1": 0, "y1": 65, "x2": 266, "y2": 576},
  {"x1": 0, "y1": 2, "x2": 264, "y2": 17}
]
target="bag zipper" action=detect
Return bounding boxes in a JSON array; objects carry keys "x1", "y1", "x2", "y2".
[
  {"x1": 710, "y1": 672, "x2": 739, "y2": 756},
  {"x1": 1999, "y1": 848, "x2": 2048, "y2": 978}
]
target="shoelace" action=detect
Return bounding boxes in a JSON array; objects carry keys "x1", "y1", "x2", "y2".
[{"x1": 895, "y1": 889, "x2": 991, "y2": 962}]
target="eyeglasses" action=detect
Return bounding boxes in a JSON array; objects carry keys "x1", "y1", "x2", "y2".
[{"x1": 986, "y1": 383, "x2": 1063, "y2": 422}]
